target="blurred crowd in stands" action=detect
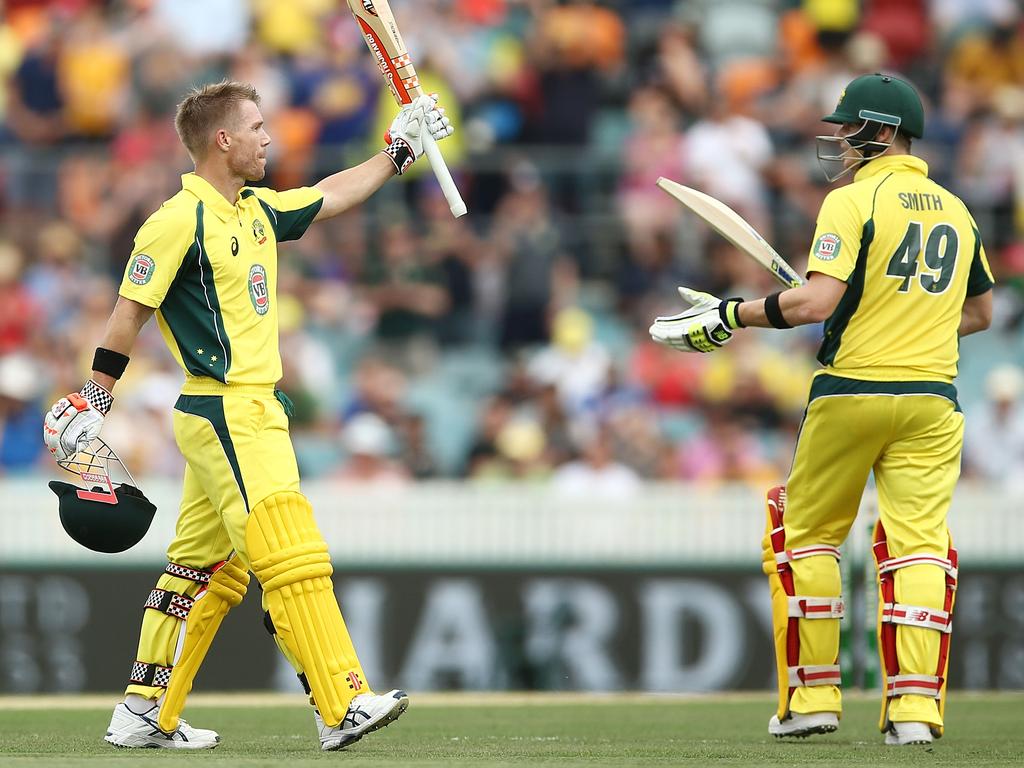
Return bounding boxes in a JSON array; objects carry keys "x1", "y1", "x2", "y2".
[{"x1": 1, "y1": 0, "x2": 1024, "y2": 492}]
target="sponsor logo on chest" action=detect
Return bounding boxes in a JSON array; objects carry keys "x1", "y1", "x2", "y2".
[{"x1": 249, "y1": 264, "x2": 270, "y2": 315}]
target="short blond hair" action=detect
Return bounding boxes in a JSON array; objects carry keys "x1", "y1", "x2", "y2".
[{"x1": 174, "y1": 81, "x2": 260, "y2": 160}]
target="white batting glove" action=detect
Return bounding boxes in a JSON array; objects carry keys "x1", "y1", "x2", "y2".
[
  {"x1": 649, "y1": 286, "x2": 744, "y2": 353},
  {"x1": 43, "y1": 381, "x2": 112, "y2": 462},
  {"x1": 382, "y1": 94, "x2": 436, "y2": 174},
  {"x1": 424, "y1": 94, "x2": 454, "y2": 142}
]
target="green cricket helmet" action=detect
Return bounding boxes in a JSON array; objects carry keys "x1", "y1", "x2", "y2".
[
  {"x1": 823, "y1": 73, "x2": 925, "y2": 138},
  {"x1": 48, "y1": 438, "x2": 156, "y2": 553},
  {"x1": 817, "y1": 73, "x2": 925, "y2": 182}
]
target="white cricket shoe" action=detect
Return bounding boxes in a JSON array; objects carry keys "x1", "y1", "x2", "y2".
[
  {"x1": 769, "y1": 711, "x2": 839, "y2": 738},
  {"x1": 104, "y1": 702, "x2": 220, "y2": 749},
  {"x1": 885, "y1": 721, "x2": 935, "y2": 746},
  {"x1": 316, "y1": 689, "x2": 409, "y2": 751}
]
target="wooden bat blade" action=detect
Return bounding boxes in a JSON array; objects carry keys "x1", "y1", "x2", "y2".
[
  {"x1": 347, "y1": 0, "x2": 467, "y2": 218},
  {"x1": 347, "y1": 0, "x2": 420, "y2": 105},
  {"x1": 656, "y1": 177, "x2": 804, "y2": 288}
]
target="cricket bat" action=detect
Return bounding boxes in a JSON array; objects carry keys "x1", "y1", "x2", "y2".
[
  {"x1": 657, "y1": 177, "x2": 804, "y2": 288},
  {"x1": 348, "y1": 0, "x2": 468, "y2": 218}
]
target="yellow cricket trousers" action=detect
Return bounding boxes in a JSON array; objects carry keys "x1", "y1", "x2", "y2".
[
  {"x1": 773, "y1": 373, "x2": 962, "y2": 723},
  {"x1": 126, "y1": 384, "x2": 300, "y2": 698}
]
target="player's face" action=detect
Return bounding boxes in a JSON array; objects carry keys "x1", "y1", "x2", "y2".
[
  {"x1": 837, "y1": 123, "x2": 865, "y2": 167},
  {"x1": 227, "y1": 100, "x2": 271, "y2": 182}
]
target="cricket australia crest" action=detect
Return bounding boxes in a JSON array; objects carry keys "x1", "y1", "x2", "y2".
[{"x1": 252, "y1": 218, "x2": 268, "y2": 246}]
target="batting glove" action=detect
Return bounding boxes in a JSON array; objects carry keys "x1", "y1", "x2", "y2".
[
  {"x1": 43, "y1": 380, "x2": 111, "y2": 462},
  {"x1": 383, "y1": 94, "x2": 452, "y2": 174},
  {"x1": 649, "y1": 286, "x2": 744, "y2": 353},
  {"x1": 424, "y1": 93, "x2": 454, "y2": 142}
]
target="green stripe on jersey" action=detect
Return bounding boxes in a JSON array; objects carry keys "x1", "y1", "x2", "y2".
[
  {"x1": 817, "y1": 219, "x2": 872, "y2": 366},
  {"x1": 245, "y1": 189, "x2": 323, "y2": 242},
  {"x1": 966, "y1": 226, "x2": 994, "y2": 296},
  {"x1": 174, "y1": 395, "x2": 249, "y2": 510},
  {"x1": 159, "y1": 202, "x2": 232, "y2": 381}
]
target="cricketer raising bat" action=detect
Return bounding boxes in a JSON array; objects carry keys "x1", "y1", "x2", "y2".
[
  {"x1": 348, "y1": 0, "x2": 468, "y2": 218},
  {"x1": 657, "y1": 177, "x2": 804, "y2": 288}
]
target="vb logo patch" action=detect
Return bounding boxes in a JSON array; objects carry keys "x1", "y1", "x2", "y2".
[
  {"x1": 252, "y1": 218, "x2": 267, "y2": 246},
  {"x1": 248, "y1": 264, "x2": 269, "y2": 315},
  {"x1": 814, "y1": 233, "x2": 841, "y2": 261},
  {"x1": 128, "y1": 253, "x2": 155, "y2": 285}
]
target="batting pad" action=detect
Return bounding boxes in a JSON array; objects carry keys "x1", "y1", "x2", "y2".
[
  {"x1": 158, "y1": 556, "x2": 249, "y2": 732},
  {"x1": 247, "y1": 491, "x2": 367, "y2": 728},
  {"x1": 873, "y1": 520, "x2": 957, "y2": 736},
  {"x1": 762, "y1": 486, "x2": 843, "y2": 720}
]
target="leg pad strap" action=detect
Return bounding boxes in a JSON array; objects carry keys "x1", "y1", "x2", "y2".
[
  {"x1": 788, "y1": 596, "x2": 845, "y2": 619},
  {"x1": 130, "y1": 661, "x2": 172, "y2": 688},
  {"x1": 144, "y1": 589, "x2": 195, "y2": 620},
  {"x1": 788, "y1": 664, "x2": 842, "y2": 687}
]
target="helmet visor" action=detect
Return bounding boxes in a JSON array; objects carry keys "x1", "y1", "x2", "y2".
[{"x1": 815, "y1": 119, "x2": 895, "y2": 182}]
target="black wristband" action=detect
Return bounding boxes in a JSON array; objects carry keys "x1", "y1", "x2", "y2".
[
  {"x1": 764, "y1": 292, "x2": 793, "y2": 329},
  {"x1": 92, "y1": 347, "x2": 130, "y2": 379},
  {"x1": 381, "y1": 138, "x2": 415, "y2": 175}
]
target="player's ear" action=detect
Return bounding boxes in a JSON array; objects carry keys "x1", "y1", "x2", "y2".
[{"x1": 215, "y1": 129, "x2": 231, "y2": 152}]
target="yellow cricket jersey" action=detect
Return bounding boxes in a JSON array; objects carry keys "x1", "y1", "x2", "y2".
[
  {"x1": 118, "y1": 173, "x2": 323, "y2": 387},
  {"x1": 807, "y1": 155, "x2": 994, "y2": 382}
]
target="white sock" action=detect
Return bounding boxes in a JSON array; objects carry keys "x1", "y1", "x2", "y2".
[{"x1": 124, "y1": 693, "x2": 158, "y2": 715}]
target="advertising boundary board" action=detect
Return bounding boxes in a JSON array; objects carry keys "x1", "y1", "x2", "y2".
[{"x1": 1, "y1": 565, "x2": 1021, "y2": 695}]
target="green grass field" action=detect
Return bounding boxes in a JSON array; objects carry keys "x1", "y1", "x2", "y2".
[{"x1": 2, "y1": 692, "x2": 1022, "y2": 768}]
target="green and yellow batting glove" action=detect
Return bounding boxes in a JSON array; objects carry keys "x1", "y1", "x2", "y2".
[{"x1": 648, "y1": 286, "x2": 744, "y2": 353}]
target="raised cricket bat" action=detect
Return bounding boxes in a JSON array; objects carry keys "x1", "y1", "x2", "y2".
[
  {"x1": 348, "y1": 0, "x2": 468, "y2": 218},
  {"x1": 657, "y1": 177, "x2": 804, "y2": 288}
]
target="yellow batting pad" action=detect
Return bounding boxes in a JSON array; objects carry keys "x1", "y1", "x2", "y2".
[
  {"x1": 247, "y1": 492, "x2": 368, "y2": 728},
  {"x1": 763, "y1": 486, "x2": 843, "y2": 720},
  {"x1": 158, "y1": 556, "x2": 249, "y2": 732}
]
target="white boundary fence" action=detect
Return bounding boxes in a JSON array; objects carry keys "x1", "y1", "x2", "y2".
[{"x1": 2, "y1": 478, "x2": 1022, "y2": 567}]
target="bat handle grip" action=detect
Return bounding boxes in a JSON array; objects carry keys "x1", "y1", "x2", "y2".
[{"x1": 420, "y1": 131, "x2": 467, "y2": 218}]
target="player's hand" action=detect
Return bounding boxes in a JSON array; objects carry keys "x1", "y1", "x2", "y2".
[
  {"x1": 383, "y1": 94, "x2": 436, "y2": 174},
  {"x1": 43, "y1": 382, "x2": 111, "y2": 462},
  {"x1": 648, "y1": 286, "x2": 744, "y2": 353}
]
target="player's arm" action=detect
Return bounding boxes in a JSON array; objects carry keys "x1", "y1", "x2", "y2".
[
  {"x1": 313, "y1": 94, "x2": 454, "y2": 221},
  {"x1": 45, "y1": 207, "x2": 185, "y2": 462},
  {"x1": 959, "y1": 290, "x2": 992, "y2": 337},
  {"x1": 92, "y1": 297, "x2": 155, "y2": 391},
  {"x1": 737, "y1": 272, "x2": 848, "y2": 328},
  {"x1": 43, "y1": 296, "x2": 154, "y2": 462},
  {"x1": 959, "y1": 217, "x2": 994, "y2": 337},
  {"x1": 648, "y1": 273, "x2": 847, "y2": 352},
  {"x1": 313, "y1": 154, "x2": 400, "y2": 221}
]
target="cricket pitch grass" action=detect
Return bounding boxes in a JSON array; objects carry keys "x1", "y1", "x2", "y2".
[{"x1": 2, "y1": 691, "x2": 1022, "y2": 767}]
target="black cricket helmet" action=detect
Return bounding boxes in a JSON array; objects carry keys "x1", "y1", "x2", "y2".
[{"x1": 48, "y1": 438, "x2": 156, "y2": 553}]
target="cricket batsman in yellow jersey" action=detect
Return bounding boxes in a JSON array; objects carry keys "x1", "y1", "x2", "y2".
[
  {"x1": 42, "y1": 81, "x2": 453, "y2": 751},
  {"x1": 649, "y1": 74, "x2": 994, "y2": 746}
]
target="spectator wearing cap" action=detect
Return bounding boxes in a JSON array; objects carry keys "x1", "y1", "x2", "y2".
[
  {"x1": 336, "y1": 412, "x2": 410, "y2": 486},
  {"x1": 963, "y1": 364, "x2": 1024, "y2": 492},
  {"x1": 0, "y1": 354, "x2": 46, "y2": 471}
]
